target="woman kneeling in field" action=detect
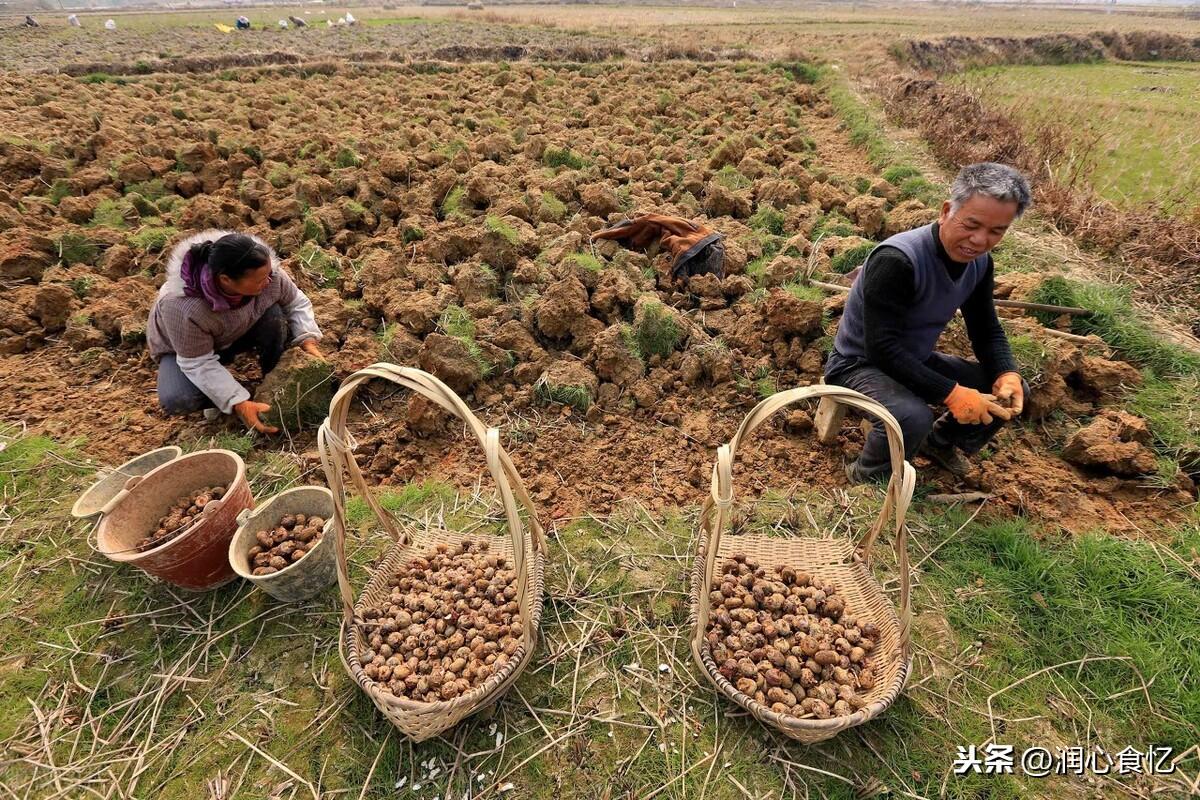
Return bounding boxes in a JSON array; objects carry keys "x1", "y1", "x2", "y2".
[{"x1": 147, "y1": 230, "x2": 324, "y2": 434}]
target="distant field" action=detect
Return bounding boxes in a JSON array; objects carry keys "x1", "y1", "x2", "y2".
[{"x1": 955, "y1": 60, "x2": 1200, "y2": 210}]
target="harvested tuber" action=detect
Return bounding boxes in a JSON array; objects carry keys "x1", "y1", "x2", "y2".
[
  {"x1": 705, "y1": 556, "x2": 882, "y2": 720},
  {"x1": 246, "y1": 512, "x2": 326, "y2": 575},
  {"x1": 138, "y1": 486, "x2": 228, "y2": 552},
  {"x1": 355, "y1": 539, "x2": 522, "y2": 704}
]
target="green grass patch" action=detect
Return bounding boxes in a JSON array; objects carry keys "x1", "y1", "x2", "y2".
[
  {"x1": 301, "y1": 213, "x2": 326, "y2": 244},
  {"x1": 437, "y1": 305, "x2": 494, "y2": 378},
  {"x1": 748, "y1": 204, "x2": 786, "y2": 236},
  {"x1": 334, "y1": 146, "x2": 361, "y2": 169},
  {"x1": 266, "y1": 164, "x2": 292, "y2": 189},
  {"x1": 90, "y1": 198, "x2": 130, "y2": 229},
  {"x1": 343, "y1": 479, "x2": 458, "y2": 529},
  {"x1": 543, "y1": 146, "x2": 588, "y2": 171},
  {"x1": 566, "y1": 252, "x2": 603, "y2": 272},
  {"x1": 440, "y1": 185, "x2": 466, "y2": 221},
  {"x1": 953, "y1": 61, "x2": 1200, "y2": 209},
  {"x1": 712, "y1": 164, "x2": 751, "y2": 191},
  {"x1": 811, "y1": 211, "x2": 857, "y2": 239},
  {"x1": 1126, "y1": 372, "x2": 1200, "y2": 461},
  {"x1": 633, "y1": 300, "x2": 682, "y2": 359},
  {"x1": 68, "y1": 276, "x2": 93, "y2": 299},
  {"x1": 1030, "y1": 276, "x2": 1200, "y2": 376},
  {"x1": 128, "y1": 225, "x2": 177, "y2": 252},
  {"x1": 538, "y1": 191, "x2": 567, "y2": 221},
  {"x1": 47, "y1": 178, "x2": 72, "y2": 205},
  {"x1": 923, "y1": 513, "x2": 1200, "y2": 750},
  {"x1": 898, "y1": 174, "x2": 939, "y2": 204},
  {"x1": 772, "y1": 61, "x2": 822, "y2": 84},
  {"x1": 829, "y1": 241, "x2": 875, "y2": 274},
  {"x1": 882, "y1": 164, "x2": 923, "y2": 184},
  {"x1": 1006, "y1": 331, "x2": 1052, "y2": 383},
  {"x1": 438, "y1": 304, "x2": 476, "y2": 339},
  {"x1": 484, "y1": 214, "x2": 519, "y2": 245},
  {"x1": 534, "y1": 377, "x2": 593, "y2": 411},
  {"x1": 55, "y1": 231, "x2": 99, "y2": 265},
  {"x1": 782, "y1": 282, "x2": 825, "y2": 303},
  {"x1": 298, "y1": 243, "x2": 340, "y2": 286}
]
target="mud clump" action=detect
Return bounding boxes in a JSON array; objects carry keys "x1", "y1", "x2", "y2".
[
  {"x1": 254, "y1": 349, "x2": 336, "y2": 431},
  {"x1": 762, "y1": 288, "x2": 823, "y2": 337},
  {"x1": 535, "y1": 275, "x2": 591, "y2": 341},
  {"x1": 1062, "y1": 410, "x2": 1157, "y2": 477},
  {"x1": 418, "y1": 333, "x2": 483, "y2": 394},
  {"x1": 590, "y1": 324, "x2": 645, "y2": 388}
]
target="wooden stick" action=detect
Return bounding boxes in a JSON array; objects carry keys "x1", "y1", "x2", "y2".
[
  {"x1": 994, "y1": 299, "x2": 1089, "y2": 315},
  {"x1": 1040, "y1": 327, "x2": 1100, "y2": 344},
  {"x1": 807, "y1": 280, "x2": 1090, "y2": 315}
]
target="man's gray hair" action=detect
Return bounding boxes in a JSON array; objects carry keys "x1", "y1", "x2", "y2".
[{"x1": 949, "y1": 162, "x2": 1031, "y2": 217}]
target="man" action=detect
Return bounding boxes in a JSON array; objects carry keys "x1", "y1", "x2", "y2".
[{"x1": 826, "y1": 162, "x2": 1032, "y2": 483}]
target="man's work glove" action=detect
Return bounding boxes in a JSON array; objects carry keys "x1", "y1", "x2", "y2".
[
  {"x1": 944, "y1": 384, "x2": 1013, "y2": 426},
  {"x1": 991, "y1": 372, "x2": 1024, "y2": 416},
  {"x1": 234, "y1": 400, "x2": 279, "y2": 435}
]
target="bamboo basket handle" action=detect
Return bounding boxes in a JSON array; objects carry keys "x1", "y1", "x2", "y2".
[
  {"x1": 318, "y1": 363, "x2": 544, "y2": 629},
  {"x1": 697, "y1": 385, "x2": 916, "y2": 647}
]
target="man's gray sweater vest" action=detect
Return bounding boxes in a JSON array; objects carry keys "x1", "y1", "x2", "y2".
[{"x1": 833, "y1": 223, "x2": 989, "y2": 363}]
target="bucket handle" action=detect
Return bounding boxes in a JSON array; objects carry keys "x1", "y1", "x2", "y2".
[
  {"x1": 98, "y1": 474, "x2": 145, "y2": 516},
  {"x1": 696, "y1": 384, "x2": 916, "y2": 653},
  {"x1": 317, "y1": 363, "x2": 545, "y2": 637}
]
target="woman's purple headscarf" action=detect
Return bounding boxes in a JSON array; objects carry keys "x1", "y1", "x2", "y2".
[{"x1": 180, "y1": 249, "x2": 252, "y2": 312}]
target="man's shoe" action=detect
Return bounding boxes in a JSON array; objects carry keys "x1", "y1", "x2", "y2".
[
  {"x1": 845, "y1": 460, "x2": 869, "y2": 485},
  {"x1": 202, "y1": 407, "x2": 220, "y2": 421},
  {"x1": 921, "y1": 440, "x2": 971, "y2": 478}
]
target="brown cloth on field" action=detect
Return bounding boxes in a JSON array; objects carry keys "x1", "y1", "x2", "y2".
[{"x1": 591, "y1": 213, "x2": 725, "y2": 282}]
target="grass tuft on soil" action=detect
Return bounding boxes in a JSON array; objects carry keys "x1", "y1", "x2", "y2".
[
  {"x1": 633, "y1": 299, "x2": 682, "y2": 359},
  {"x1": 438, "y1": 305, "x2": 494, "y2": 377},
  {"x1": 1031, "y1": 276, "x2": 1200, "y2": 376},
  {"x1": 484, "y1": 214, "x2": 520, "y2": 245},
  {"x1": 543, "y1": 146, "x2": 588, "y2": 171},
  {"x1": 538, "y1": 191, "x2": 567, "y2": 220},
  {"x1": 128, "y1": 225, "x2": 177, "y2": 252},
  {"x1": 829, "y1": 241, "x2": 875, "y2": 274},
  {"x1": 534, "y1": 376, "x2": 592, "y2": 411},
  {"x1": 55, "y1": 231, "x2": 99, "y2": 265}
]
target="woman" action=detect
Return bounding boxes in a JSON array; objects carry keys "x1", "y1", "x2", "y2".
[{"x1": 148, "y1": 230, "x2": 323, "y2": 434}]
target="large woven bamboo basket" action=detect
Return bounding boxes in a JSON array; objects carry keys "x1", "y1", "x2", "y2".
[
  {"x1": 317, "y1": 364, "x2": 546, "y2": 742},
  {"x1": 690, "y1": 385, "x2": 916, "y2": 744}
]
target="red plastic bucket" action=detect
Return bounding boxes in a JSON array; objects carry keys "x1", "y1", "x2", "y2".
[{"x1": 94, "y1": 449, "x2": 253, "y2": 590}]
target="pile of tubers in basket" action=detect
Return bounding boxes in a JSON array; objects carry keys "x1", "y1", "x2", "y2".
[
  {"x1": 247, "y1": 513, "x2": 325, "y2": 576},
  {"x1": 704, "y1": 554, "x2": 881, "y2": 720},
  {"x1": 357, "y1": 540, "x2": 522, "y2": 703},
  {"x1": 139, "y1": 485, "x2": 226, "y2": 551}
]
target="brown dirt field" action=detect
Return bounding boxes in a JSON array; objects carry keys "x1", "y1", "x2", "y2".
[{"x1": 0, "y1": 58, "x2": 1190, "y2": 539}]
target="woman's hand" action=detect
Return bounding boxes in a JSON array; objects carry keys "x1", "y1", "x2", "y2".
[
  {"x1": 299, "y1": 339, "x2": 325, "y2": 360},
  {"x1": 234, "y1": 400, "x2": 279, "y2": 434}
]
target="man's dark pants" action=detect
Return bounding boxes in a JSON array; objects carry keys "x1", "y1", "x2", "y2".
[
  {"x1": 825, "y1": 351, "x2": 1031, "y2": 480},
  {"x1": 157, "y1": 304, "x2": 290, "y2": 414}
]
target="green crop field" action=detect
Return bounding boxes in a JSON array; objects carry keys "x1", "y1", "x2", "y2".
[{"x1": 955, "y1": 61, "x2": 1200, "y2": 211}]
